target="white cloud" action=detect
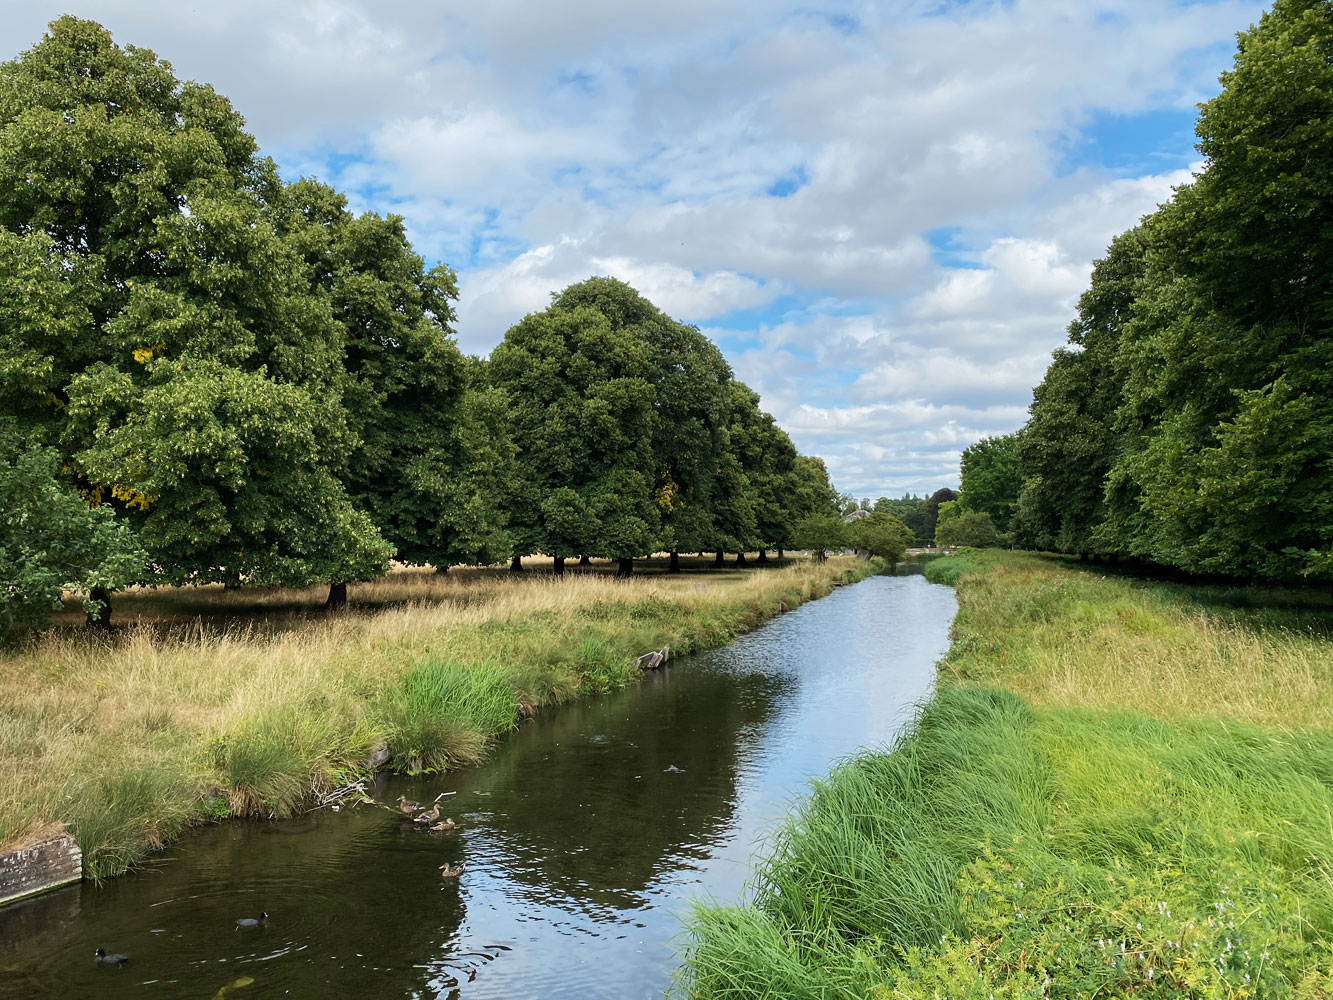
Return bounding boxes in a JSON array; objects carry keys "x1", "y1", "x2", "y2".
[{"x1": 0, "y1": 0, "x2": 1267, "y2": 495}]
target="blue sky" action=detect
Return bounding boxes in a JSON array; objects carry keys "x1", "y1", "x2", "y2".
[{"x1": 3, "y1": 0, "x2": 1270, "y2": 496}]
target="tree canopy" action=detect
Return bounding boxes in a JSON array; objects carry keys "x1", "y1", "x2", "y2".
[
  {"x1": 1012, "y1": 0, "x2": 1333, "y2": 581},
  {"x1": 0, "y1": 17, "x2": 856, "y2": 624},
  {"x1": 0, "y1": 16, "x2": 390, "y2": 601}
]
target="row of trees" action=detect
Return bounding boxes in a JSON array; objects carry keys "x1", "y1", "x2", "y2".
[
  {"x1": 945, "y1": 0, "x2": 1332, "y2": 580},
  {"x1": 0, "y1": 18, "x2": 845, "y2": 632}
]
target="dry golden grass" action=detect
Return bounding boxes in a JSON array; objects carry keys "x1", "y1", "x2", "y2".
[
  {"x1": 0, "y1": 554, "x2": 869, "y2": 868},
  {"x1": 934, "y1": 552, "x2": 1333, "y2": 730}
]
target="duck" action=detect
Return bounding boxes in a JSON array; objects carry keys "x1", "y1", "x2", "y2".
[
  {"x1": 234, "y1": 911, "x2": 268, "y2": 929},
  {"x1": 428, "y1": 817, "x2": 456, "y2": 833},
  {"x1": 396, "y1": 795, "x2": 421, "y2": 815},
  {"x1": 413, "y1": 803, "x2": 441, "y2": 824},
  {"x1": 94, "y1": 948, "x2": 129, "y2": 966},
  {"x1": 439, "y1": 863, "x2": 464, "y2": 879}
]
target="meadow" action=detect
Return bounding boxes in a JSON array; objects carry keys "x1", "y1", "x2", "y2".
[
  {"x1": 682, "y1": 551, "x2": 1333, "y2": 998},
  {"x1": 0, "y1": 554, "x2": 875, "y2": 878}
]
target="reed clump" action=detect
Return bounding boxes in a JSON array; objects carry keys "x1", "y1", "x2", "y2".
[
  {"x1": 0, "y1": 554, "x2": 874, "y2": 875},
  {"x1": 682, "y1": 551, "x2": 1333, "y2": 998},
  {"x1": 382, "y1": 658, "x2": 516, "y2": 774}
]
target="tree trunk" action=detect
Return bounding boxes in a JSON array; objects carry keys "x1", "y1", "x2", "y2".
[
  {"x1": 86, "y1": 585, "x2": 113, "y2": 629},
  {"x1": 777, "y1": 548, "x2": 784, "y2": 559},
  {"x1": 616, "y1": 557, "x2": 633, "y2": 578},
  {"x1": 579, "y1": 554, "x2": 591, "y2": 567},
  {"x1": 510, "y1": 555, "x2": 524, "y2": 572},
  {"x1": 326, "y1": 582, "x2": 348, "y2": 610},
  {"x1": 713, "y1": 550, "x2": 724, "y2": 567},
  {"x1": 668, "y1": 550, "x2": 680, "y2": 573},
  {"x1": 735, "y1": 552, "x2": 747, "y2": 566},
  {"x1": 553, "y1": 556, "x2": 565, "y2": 576},
  {"x1": 435, "y1": 564, "x2": 449, "y2": 575},
  {"x1": 757, "y1": 549, "x2": 768, "y2": 564}
]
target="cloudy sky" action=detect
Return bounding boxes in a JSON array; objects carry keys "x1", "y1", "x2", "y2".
[{"x1": 3, "y1": 1, "x2": 1266, "y2": 497}]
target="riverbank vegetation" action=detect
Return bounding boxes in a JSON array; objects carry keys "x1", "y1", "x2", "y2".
[
  {"x1": 682, "y1": 550, "x2": 1333, "y2": 997},
  {"x1": 682, "y1": 5, "x2": 1333, "y2": 992},
  {"x1": 0, "y1": 554, "x2": 878, "y2": 877}
]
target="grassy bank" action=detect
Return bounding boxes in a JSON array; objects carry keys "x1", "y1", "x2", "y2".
[
  {"x1": 682, "y1": 551, "x2": 1333, "y2": 998},
  {"x1": 0, "y1": 554, "x2": 878, "y2": 878}
]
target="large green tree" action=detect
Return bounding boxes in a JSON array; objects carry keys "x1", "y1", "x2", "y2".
[
  {"x1": 552, "y1": 277, "x2": 733, "y2": 571},
  {"x1": 278, "y1": 180, "x2": 509, "y2": 603},
  {"x1": 957, "y1": 434, "x2": 1021, "y2": 532},
  {"x1": 489, "y1": 281, "x2": 662, "y2": 576},
  {"x1": 0, "y1": 17, "x2": 390, "y2": 616},
  {"x1": 847, "y1": 511, "x2": 913, "y2": 562},
  {"x1": 1017, "y1": 0, "x2": 1333, "y2": 581},
  {"x1": 874, "y1": 494, "x2": 930, "y2": 546}
]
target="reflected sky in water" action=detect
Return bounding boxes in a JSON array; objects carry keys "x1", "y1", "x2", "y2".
[{"x1": 0, "y1": 573, "x2": 955, "y2": 999}]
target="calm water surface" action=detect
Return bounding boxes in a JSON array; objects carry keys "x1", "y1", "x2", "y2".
[{"x1": 0, "y1": 572, "x2": 955, "y2": 999}]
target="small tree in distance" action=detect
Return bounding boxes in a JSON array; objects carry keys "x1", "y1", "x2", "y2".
[
  {"x1": 936, "y1": 510, "x2": 1002, "y2": 548},
  {"x1": 793, "y1": 515, "x2": 849, "y2": 562},
  {"x1": 847, "y1": 511, "x2": 913, "y2": 562}
]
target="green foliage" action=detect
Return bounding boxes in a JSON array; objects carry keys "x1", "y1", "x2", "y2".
[
  {"x1": 923, "y1": 487, "x2": 958, "y2": 542},
  {"x1": 0, "y1": 17, "x2": 390, "y2": 591},
  {"x1": 489, "y1": 283, "x2": 662, "y2": 560},
  {"x1": 921, "y1": 554, "x2": 976, "y2": 586},
  {"x1": 490, "y1": 277, "x2": 821, "y2": 563},
  {"x1": 874, "y1": 494, "x2": 931, "y2": 545},
  {"x1": 957, "y1": 433, "x2": 1021, "y2": 532},
  {"x1": 936, "y1": 510, "x2": 1002, "y2": 548},
  {"x1": 1016, "y1": 2, "x2": 1333, "y2": 579},
  {"x1": 846, "y1": 511, "x2": 913, "y2": 561},
  {"x1": 0, "y1": 15, "x2": 844, "y2": 633},
  {"x1": 382, "y1": 658, "x2": 517, "y2": 774},
  {"x1": 0, "y1": 434, "x2": 144, "y2": 633},
  {"x1": 792, "y1": 514, "x2": 849, "y2": 559},
  {"x1": 683, "y1": 686, "x2": 1333, "y2": 999},
  {"x1": 279, "y1": 180, "x2": 511, "y2": 571}
]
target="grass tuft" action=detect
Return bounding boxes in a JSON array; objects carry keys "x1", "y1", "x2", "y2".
[{"x1": 382, "y1": 658, "x2": 516, "y2": 773}]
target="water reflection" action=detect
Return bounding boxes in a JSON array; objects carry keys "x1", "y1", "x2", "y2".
[{"x1": 1, "y1": 573, "x2": 955, "y2": 999}]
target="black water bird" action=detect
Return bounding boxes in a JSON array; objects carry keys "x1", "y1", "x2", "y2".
[
  {"x1": 95, "y1": 948, "x2": 129, "y2": 966},
  {"x1": 235, "y1": 912, "x2": 268, "y2": 929}
]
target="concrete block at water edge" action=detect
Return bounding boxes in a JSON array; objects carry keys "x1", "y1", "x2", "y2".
[{"x1": 0, "y1": 830, "x2": 82, "y2": 907}]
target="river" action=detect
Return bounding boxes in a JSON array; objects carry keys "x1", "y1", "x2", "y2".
[{"x1": 0, "y1": 571, "x2": 955, "y2": 999}]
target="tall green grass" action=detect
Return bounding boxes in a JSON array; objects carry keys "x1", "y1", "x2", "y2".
[
  {"x1": 381, "y1": 658, "x2": 517, "y2": 773},
  {"x1": 683, "y1": 687, "x2": 1333, "y2": 998},
  {"x1": 204, "y1": 701, "x2": 378, "y2": 817},
  {"x1": 921, "y1": 553, "x2": 977, "y2": 586},
  {"x1": 681, "y1": 552, "x2": 1333, "y2": 998}
]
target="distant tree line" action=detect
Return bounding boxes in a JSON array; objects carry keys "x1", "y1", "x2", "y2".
[
  {"x1": 0, "y1": 18, "x2": 848, "y2": 631},
  {"x1": 946, "y1": 1, "x2": 1333, "y2": 580}
]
